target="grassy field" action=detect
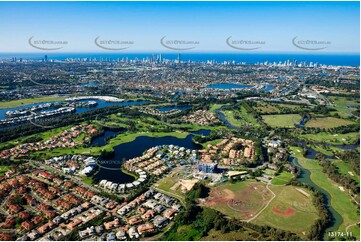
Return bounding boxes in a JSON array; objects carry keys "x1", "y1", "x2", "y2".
[
  {"x1": 254, "y1": 185, "x2": 319, "y2": 238},
  {"x1": 290, "y1": 146, "x2": 360, "y2": 240},
  {"x1": 262, "y1": 114, "x2": 301, "y2": 128},
  {"x1": 299, "y1": 132, "x2": 359, "y2": 145},
  {"x1": 201, "y1": 181, "x2": 273, "y2": 221},
  {"x1": 271, "y1": 171, "x2": 294, "y2": 185},
  {"x1": 0, "y1": 96, "x2": 65, "y2": 109},
  {"x1": 305, "y1": 117, "x2": 354, "y2": 129}
]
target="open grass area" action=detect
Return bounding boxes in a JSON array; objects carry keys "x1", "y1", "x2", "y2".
[
  {"x1": 262, "y1": 114, "x2": 301, "y2": 128},
  {"x1": 290, "y1": 146, "x2": 360, "y2": 240},
  {"x1": 299, "y1": 132, "x2": 359, "y2": 145},
  {"x1": 271, "y1": 171, "x2": 294, "y2": 185},
  {"x1": 201, "y1": 181, "x2": 273, "y2": 221},
  {"x1": 305, "y1": 117, "x2": 354, "y2": 129},
  {"x1": 0, "y1": 96, "x2": 65, "y2": 109},
  {"x1": 254, "y1": 185, "x2": 319, "y2": 238}
]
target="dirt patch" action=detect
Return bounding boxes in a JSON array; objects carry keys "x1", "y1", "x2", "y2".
[
  {"x1": 272, "y1": 206, "x2": 295, "y2": 216},
  {"x1": 223, "y1": 189, "x2": 235, "y2": 199}
]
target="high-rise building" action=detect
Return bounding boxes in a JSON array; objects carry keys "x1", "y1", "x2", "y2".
[
  {"x1": 177, "y1": 53, "x2": 181, "y2": 63},
  {"x1": 44, "y1": 55, "x2": 48, "y2": 62}
]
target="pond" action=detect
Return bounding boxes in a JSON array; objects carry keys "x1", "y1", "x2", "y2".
[
  {"x1": 156, "y1": 105, "x2": 191, "y2": 112},
  {"x1": 206, "y1": 83, "x2": 253, "y2": 89},
  {"x1": 94, "y1": 129, "x2": 211, "y2": 183}
]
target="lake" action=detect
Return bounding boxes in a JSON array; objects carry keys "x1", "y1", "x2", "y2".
[{"x1": 94, "y1": 129, "x2": 210, "y2": 183}]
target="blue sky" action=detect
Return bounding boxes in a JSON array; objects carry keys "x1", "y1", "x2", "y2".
[{"x1": 0, "y1": 1, "x2": 359, "y2": 53}]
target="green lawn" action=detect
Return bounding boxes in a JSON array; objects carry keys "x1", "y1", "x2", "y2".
[
  {"x1": 262, "y1": 114, "x2": 301, "y2": 128},
  {"x1": 271, "y1": 171, "x2": 294, "y2": 185},
  {"x1": 290, "y1": 146, "x2": 360, "y2": 240}
]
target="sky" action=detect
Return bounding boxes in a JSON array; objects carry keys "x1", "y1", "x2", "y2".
[{"x1": 0, "y1": 1, "x2": 359, "y2": 53}]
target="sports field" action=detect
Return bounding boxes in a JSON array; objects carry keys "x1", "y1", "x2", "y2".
[
  {"x1": 201, "y1": 181, "x2": 273, "y2": 220},
  {"x1": 254, "y1": 185, "x2": 319, "y2": 237}
]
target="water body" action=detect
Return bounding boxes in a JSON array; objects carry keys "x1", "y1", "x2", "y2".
[
  {"x1": 91, "y1": 130, "x2": 120, "y2": 147},
  {"x1": 94, "y1": 129, "x2": 210, "y2": 183},
  {"x1": 207, "y1": 83, "x2": 253, "y2": 89},
  {"x1": 157, "y1": 105, "x2": 191, "y2": 112},
  {"x1": 2, "y1": 53, "x2": 359, "y2": 66},
  {"x1": 262, "y1": 85, "x2": 275, "y2": 92},
  {"x1": 0, "y1": 99, "x2": 147, "y2": 121}
]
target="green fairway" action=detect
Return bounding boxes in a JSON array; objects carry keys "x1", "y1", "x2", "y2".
[
  {"x1": 254, "y1": 185, "x2": 319, "y2": 238},
  {"x1": 209, "y1": 104, "x2": 225, "y2": 112},
  {"x1": 299, "y1": 132, "x2": 359, "y2": 145},
  {"x1": 0, "y1": 96, "x2": 65, "y2": 109},
  {"x1": 290, "y1": 147, "x2": 360, "y2": 240},
  {"x1": 305, "y1": 117, "x2": 354, "y2": 129},
  {"x1": 262, "y1": 114, "x2": 301, "y2": 128}
]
